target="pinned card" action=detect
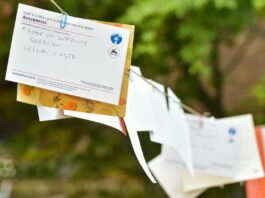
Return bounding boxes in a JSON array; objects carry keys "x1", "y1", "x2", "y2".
[
  {"x1": 124, "y1": 67, "x2": 155, "y2": 131},
  {"x1": 122, "y1": 66, "x2": 157, "y2": 182},
  {"x1": 149, "y1": 154, "x2": 206, "y2": 198},
  {"x1": 245, "y1": 126, "x2": 265, "y2": 198},
  {"x1": 16, "y1": 18, "x2": 134, "y2": 117},
  {"x1": 115, "y1": 66, "x2": 157, "y2": 182},
  {"x1": 182, "y1": 115, "x2": 264, "y2": 192},
  {"x1": 148, "y1": 82, "x2": 193, "y2": 174},
  {"x1": 162, "y1": 114, "x2": 240, "y2": 178},
  {"x1": 6, "y1": 4, "x2": 132, "y2": 105}
]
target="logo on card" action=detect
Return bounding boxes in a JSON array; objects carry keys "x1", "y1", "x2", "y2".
[
  {"x1": 111, "y1": 33, "x2": 122, "y2": 45},
  {"x1": 108, "y1": 46, "x2": 120, "y2": 58},
  {"x1": 228, "y1": 127, "x2": 236, "y2": 135}
]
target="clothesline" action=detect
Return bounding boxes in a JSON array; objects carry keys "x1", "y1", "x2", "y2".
[
  {"x1": 49, "y1": 0, "x2": 65, "y2": 14},
  {"x1": 129, "y1": 70, "x2": 204, "y2": 116}
]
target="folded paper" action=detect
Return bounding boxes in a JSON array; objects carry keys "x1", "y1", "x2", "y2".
[
  {"x1": 148, "y1": 82, "x2": 193, "y2": 174},
  {"x1": 162, "y1": 114, "x2": 240, "y2": 178}
]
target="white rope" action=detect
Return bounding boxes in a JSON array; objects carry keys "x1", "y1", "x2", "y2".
[
  {"x1": 49, "y1": 0, "x2": 66, "y2": 14},
  {"x1": 130, "y1": 70, "x2": 204, "y2": 116}
]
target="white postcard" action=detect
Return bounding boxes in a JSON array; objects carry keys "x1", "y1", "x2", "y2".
[
  {"x1": 6, "y1": 4, "x2": 130, "y2": 105},
  {"x1": 182, "y1": 114, "x2": 264, "y2": 192},
  {"x1": 162, "y1": 114, "x2": 240, "y2": 178},
  {"x1": 124, "y1": 67, "x2": 155, "y2": 131}
]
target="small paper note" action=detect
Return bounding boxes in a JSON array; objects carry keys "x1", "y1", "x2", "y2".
[
  {"x1": 6, "y1": 4, "x2": 130, "y2": 105},
  {"x1": 37, "y1": 106, "x2": 69, "y2": 121},
  {"x1": 64, "y1": 110, "x2": 122, "y2": 132},
  {"x1": 124, "y1": 68, "x2": 155, "y2": 131},
  {"x1": 148, "y1": 82, "x2": 193, "y2": 174},
  {"x1": 182, "y1": 114, "x2": 264, "y2": 192},
  {"x1": 149, "y1": 154, "x2": 205, "y2": 198}
]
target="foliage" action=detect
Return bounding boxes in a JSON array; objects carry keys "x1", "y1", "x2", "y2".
[{"x1": 122, "y1": 0, "x2": 262, "y2": 116}]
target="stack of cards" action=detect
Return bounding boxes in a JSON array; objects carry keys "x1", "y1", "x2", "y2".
[
  {"x1": 6, "y1": 4, "x2": 134, "y2": 117},
  {"x1": 149, "y1": 115, "x2": 264, "y2": 197}
]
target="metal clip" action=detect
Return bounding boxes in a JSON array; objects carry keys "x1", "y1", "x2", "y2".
[{"x1": 60, "y1": 12, "x2": 68, "y2": 29}]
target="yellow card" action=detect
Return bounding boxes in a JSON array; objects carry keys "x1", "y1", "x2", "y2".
[{"x1": 17, "y1": 22, "x2": 134, "y2": 117}]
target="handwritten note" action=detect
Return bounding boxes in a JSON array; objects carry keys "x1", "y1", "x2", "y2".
[
  {"x1": 16, "y1": 22, "x2": 134, "y2": 118},
  {"x1": 6, "y1": 4, "x2": 131, "y2": 105},
  {"x1": 23, "y1": 25, "x2": 88, "y2": 60}
]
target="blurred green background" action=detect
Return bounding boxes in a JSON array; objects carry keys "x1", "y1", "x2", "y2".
[{"x1": 1, "y1": 0, "x2": 265, "y2": 197}]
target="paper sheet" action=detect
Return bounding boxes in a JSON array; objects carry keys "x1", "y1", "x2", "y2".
[
  {"x1": 64, "y1": 110, "x2": 122, "y2": 131},
  {"x1": 148, "y1": 82, "x2": 193, "y2": 174},
  {"x1": 37, "y1": 106, "x2": 68, "y2": 121},
  {"x1": 162, "y1": 114, "x2": 240, "y2": 177},
  {"x1": 124, "y1": 68, "x2": 155, "y2": 131},
  {"x1": 127, "y1": 124, "x2": 156, "y2": 183},
  {"x1": 182, "y1": 114, "x2": 264, "y2": 192}
]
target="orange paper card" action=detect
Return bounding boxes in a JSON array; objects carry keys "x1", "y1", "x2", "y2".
[{"x1": 246, "y1": 126, "x2": 265, "y2": 198}]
